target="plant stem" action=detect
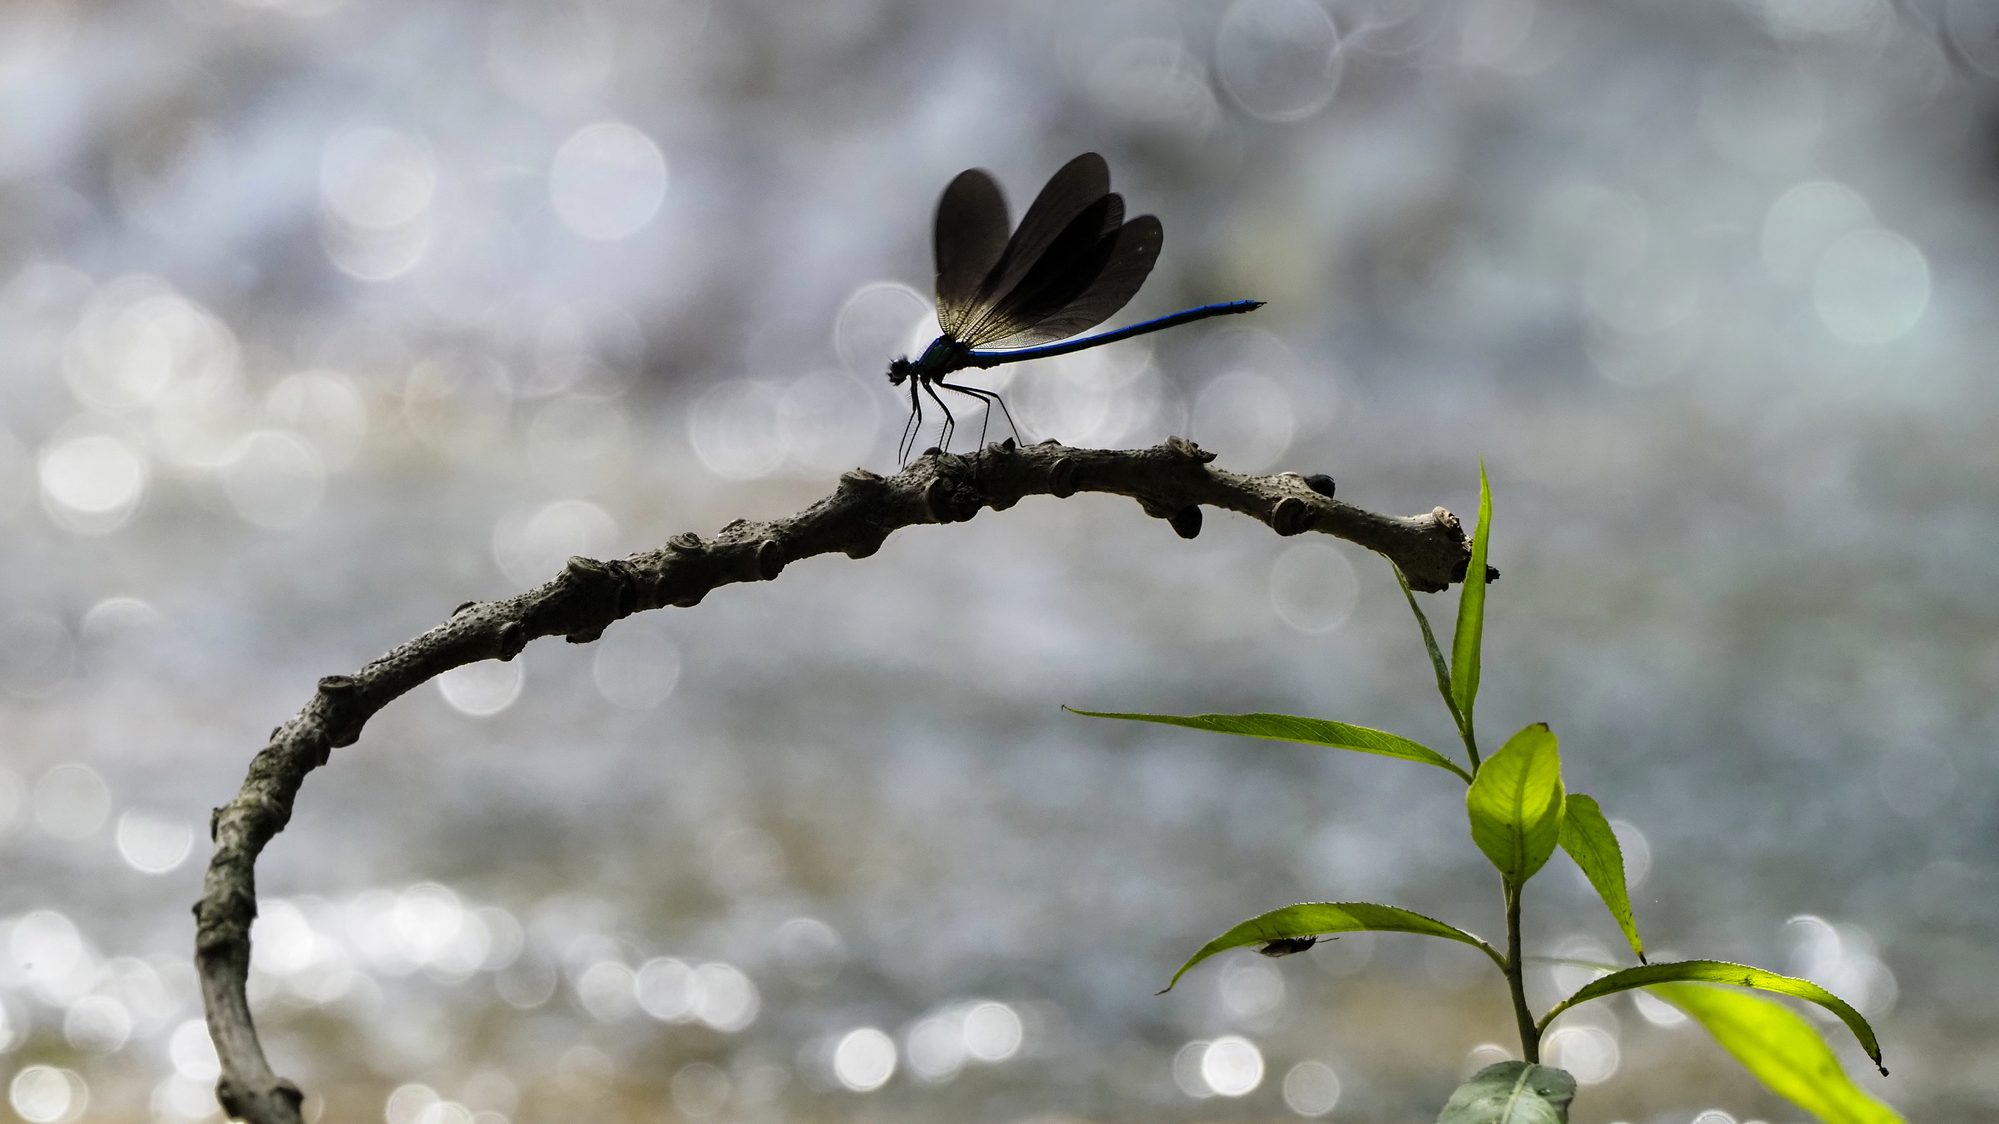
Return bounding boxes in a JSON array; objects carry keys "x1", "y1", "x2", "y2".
[{"x1": 1503, "y1": 880, "x2": 1540, "y2": 1063}]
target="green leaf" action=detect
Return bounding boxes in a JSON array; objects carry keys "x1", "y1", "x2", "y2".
[
  {"x1": 1435, "y1": 1062, "x2": 1575, "y2": 1124},
  {"x1": 1556, "y1": 794, "x2": 1643, "y2": 962},
  {"x1": 1450, "y1": 463, "x2": 1493, "y2": 726},
  {"x1": 1063, "y1": 708, "x2": 1471, "y2": 782},
  {"x1": 1648, "y1": 982, "x2": 1903, "y2": 1124},
  {"x1": 1539, "y1": 960, "x2": 1888, "y2": 1076},
  {"x1": 1161, "y1": 902, "x2": 1499, "y2": 992},
  {"x1": 1465, "y1": 723, "x2": 1564, "y2": 885},
  {"x1": 1394, "y1": 565, "x2": 1466, "y2": 734}
]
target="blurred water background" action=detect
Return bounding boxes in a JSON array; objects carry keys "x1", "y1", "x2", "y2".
[{"x1": 4, "y1": 0, "x2": 1996, "y2": 1120}]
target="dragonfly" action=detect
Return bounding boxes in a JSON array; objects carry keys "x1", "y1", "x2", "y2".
[{"x1": 888, "y1": 152, "x2": 1263, "y2": 462}]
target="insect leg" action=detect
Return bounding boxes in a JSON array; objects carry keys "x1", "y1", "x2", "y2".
[
  {"x1": 917, "y1": 376, "x2": 958, "y2": 455},
  {"x1": 898, "y1": 375, "x2": 926, "y2": 464},
  {"x1": 936, "y1": 380, "x2": 1022, "y2": 450}
]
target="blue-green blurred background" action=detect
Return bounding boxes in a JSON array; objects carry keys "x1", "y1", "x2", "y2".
[{"x1": 3, "y1": 0, "x2": 1994, "y2": 1120}]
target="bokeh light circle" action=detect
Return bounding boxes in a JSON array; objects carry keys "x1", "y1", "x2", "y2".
[
  {"x1": 692, "y1": 962, "x2": 759, "y2": 1031},
  {"x1": 1005, "y1": 345, "x2": 1167, "y2": 449},
  {"x1": 63, "y1": 995, "x2": 132, "y2": 1053},
  {"x1": 61, "y1": 278, "x2": 241, "y2": 413},
  {"x1": 168, "y1": 1019, "x2": 219, "y2": 1081},
  {"x1": 903, "y1": 1013, "x2": 963, "y2": 1082},
  {"x1": 575, "y1": 959, "x2": 637, "y2": 1022},
  {"x1": 961, "y1": 1001, "x2": 1023, "y2": 1062},
  {"x1": 1344, "y1": 0, "x2": 1449, "y2": 56},
  {"x1": 222, "y1": 430, "x2": 326, "y2": 529},
  {"x1": 8, "y1": 1065, "x2": 87, "y2": 1123},
  {"x1": 1612, "y1": 819, "x2": 1650, "y2": 886},
  {"x1": 383, "y1": 1082, "x2": 440, "y2": 1124},
  {"x1": 688, "y1": 381, "x2": 788, "y2": 480},
  {"x1": 1215, "y1": 0, "x2": 1344, "y2": 122},
  {"x1": 265, "y1": 370, "x2": 369, "y2": 470},
  {"x1": 1268, "y1": 541, "x2": 1360, "y2": 633},
  {"x1": 549, "y1": 122, "x2": 668, "y2": 241},
  {"x1": 116, "y1": 810, "x2": 193, "y2": 873},
  {"x1": 1460, "y1": 1042, "x2": 1513, "y2": 1077},
  {"x1": 1281, "y1": 1059, "x2": 1341, "y2": 1116},
  {"x1": 253, "y1": 898, "x2": 317, "y2": 976},
  {"x1": 436, "y1": 660, "x2": 524, "y2": 717},
  {"x1": 831, "y1": 1026, "x2": 896, "y2": 1092},
  {"x1": 321, "y1": 210, "x2": 433, "y2": 281},
  {"x1": 635, "y1": 957, "x2": 695, "y2": 1022},
  {"x1": 834, "y1": 281, "x2": 931, "y2": 374},
  {"x1": 1544, "y1": 1024, "x2": 1620, "y2": 1084},
  {"x1": 1219, "y1": 956, "x2": 1285, "y2": 1019},
  {"x1": 10, "y1": 910, "x2": 85, "y2": 996},
  {"x1": 1632, "y1": 989, "x2": 1688, "y2": 1027},
  {"x1": 1192, "y1": 368, "x2": 1295, "y2": 471},
  {"x1": 1812, "y1": 227, "x2": 1929, "y2": 345},
  {"x1": 321, "y1": 125, "x2": 435, "y2": 230},
  {"x1": 779, "y1": 369, "x2": 882, "y2": 474},
  {"x1": 38, "y1": 432, "x2": 145, "y2": 533},
  {"x1": 1171, "y1": 1040, "x2": 1212, "y2": 1098},
  {"x1": 1200, "y1": 1035, "x2": 1264, "y2": 1096},
  {"x1": 1084, "y1": 39, "x2": 1220, "y2": 135},
  {"x1": 491, "y1": 499, "x2": 622, "y2": 586},
  {"x1": 1761, "y1": 180, "x2": 1873, "y2": 283},
  {"x1": 670, "y1": 1061, "x2": 730, "y2": 1117},
  {"x1": 32, "y1": 763, "x2": 108, "y2": 838},
  {"x1": 775, "y1": 917, "x2": 845, "y2": 987},
  {"x1": 591, "y1": 622, "x2": 681, "y2": 710}
]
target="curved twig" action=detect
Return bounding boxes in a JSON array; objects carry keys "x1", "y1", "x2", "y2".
[{"x1": 193, "y1": 436, "x2": 1478, "y2": 1123}]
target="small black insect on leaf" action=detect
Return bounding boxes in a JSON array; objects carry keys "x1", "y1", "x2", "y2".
[{"x1": 1257, "y1": 936, "x2": 1326, "y2": 957}]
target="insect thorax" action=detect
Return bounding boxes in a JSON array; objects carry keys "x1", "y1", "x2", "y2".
[{"x1": 887, "y1": 335, "x2": 973, "y2": 386}]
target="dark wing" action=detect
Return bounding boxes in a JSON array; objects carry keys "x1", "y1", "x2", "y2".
[
  {"x1": 953, "y1": 152, "x2": 1113, "y2": 344},
  {"x1": 978, "y1": 214, "x2": 1161, "y2": 348},
  {"x1": 933, "y1": 169, "x2": 1010, "y2": 339},
  {"x1": 956, "y1": 193, "x2": 1124, "y2": 348}
]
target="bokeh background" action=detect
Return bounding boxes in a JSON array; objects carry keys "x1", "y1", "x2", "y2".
[{"x1": 3, "y1": 0, "x2": 1995, "y2": 1120}]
